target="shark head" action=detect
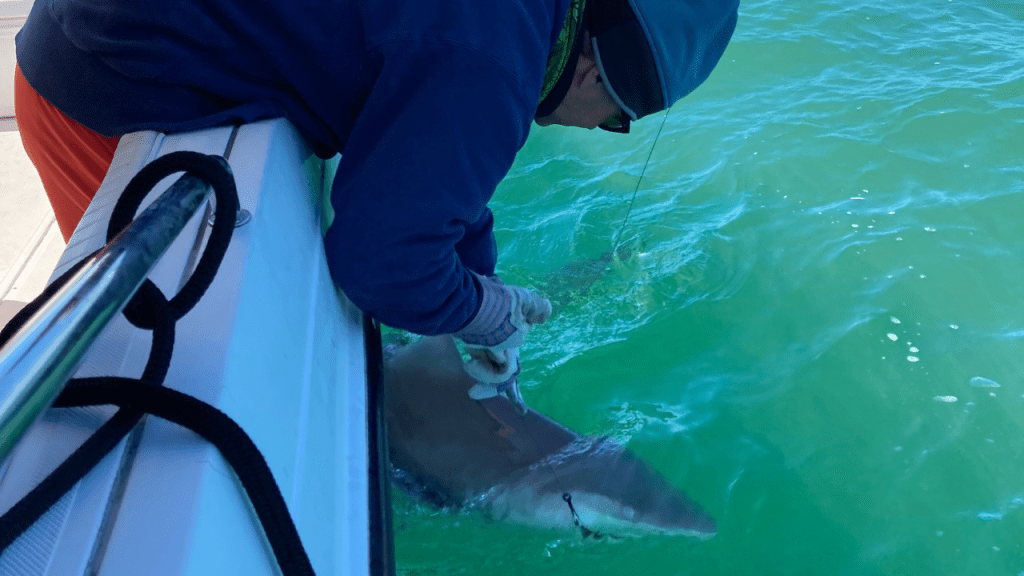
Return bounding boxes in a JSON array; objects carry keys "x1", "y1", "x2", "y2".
[{"x1": 480, "y1": 437, "x2": 717, "y2": 538}]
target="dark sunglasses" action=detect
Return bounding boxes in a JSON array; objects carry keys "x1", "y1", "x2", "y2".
[
  {"x1": 595, "y1": 76, "x2": 630, "y2": 133},
  {"x1": 598, "y1": 109, "x2": 631, "y2": 133}
]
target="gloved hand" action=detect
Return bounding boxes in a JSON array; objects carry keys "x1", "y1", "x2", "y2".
[
  {"x1": 454, "y1": 273, "x2": 551, "y2": 405},
  {"x1": 468, "y1": 371, "x2": 529, "y2": 415}
]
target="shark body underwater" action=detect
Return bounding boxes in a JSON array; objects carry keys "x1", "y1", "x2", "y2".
[{"x1": 383, "y1": 335, "x2": 717, "y2": 538}]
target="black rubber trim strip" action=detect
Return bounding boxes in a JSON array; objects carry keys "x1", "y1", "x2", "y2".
[{"x1": 363, "y1": 314, "x2": 396, "y2": 576}]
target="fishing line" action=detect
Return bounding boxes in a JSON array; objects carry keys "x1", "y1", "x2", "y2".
[
  {"x1": 477, "y1": 112, "x2": 672, "y2": 539},
  {"x1": 518, "y1": 111, "x2": 671, "y2": 539},
  {"x1": 610, "y1": 108, "x2": 671, "y2": 252}
]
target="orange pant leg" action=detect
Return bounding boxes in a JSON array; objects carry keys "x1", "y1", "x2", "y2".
[{"x1": 14, "y1": 65, "x2": 122, "y2": 242}]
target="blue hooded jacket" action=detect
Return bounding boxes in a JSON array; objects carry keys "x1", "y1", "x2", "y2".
[{"x1": 17, "y1": 0, "x2": 570, "y2": 335}]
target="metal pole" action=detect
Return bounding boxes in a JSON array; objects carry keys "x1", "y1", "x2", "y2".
[{"x1": 0, "y1": 173, "x2": 214, "y2": 462}]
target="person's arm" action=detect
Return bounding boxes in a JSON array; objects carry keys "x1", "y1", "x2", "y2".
[
  {"x1": 454, "y1": 207, "x2": 497, "y2": 278},
  {"x1": 323, "y1": 39, "x2": 533, "y2": 335}
]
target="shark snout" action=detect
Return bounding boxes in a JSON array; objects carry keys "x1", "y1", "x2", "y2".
[{"x1": 490, "y1": 437, "x2": 718, "y2": 538}]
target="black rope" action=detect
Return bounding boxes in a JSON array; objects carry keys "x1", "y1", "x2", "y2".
[
  {"x1": 0, "y1": 151, "x2": 315, "y2": 576},
  {"x1": 53, "y1": 380, "x2": 313, "y2": 575},
  {"x1": 0, "y1": 406, "x2": 140, "y2": 551},
  {"x1": 107, "y1": 152, "x2": 238, "y2": 328}
]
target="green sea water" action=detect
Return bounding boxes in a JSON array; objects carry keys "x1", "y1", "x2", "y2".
[{"x1": 392, "y1": 0, "x2": 1024, "y2": 574}]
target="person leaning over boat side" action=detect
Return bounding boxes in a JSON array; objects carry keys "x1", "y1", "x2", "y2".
[{"x1": 14, "y1": 0, "x2": 739, "y2": 390}]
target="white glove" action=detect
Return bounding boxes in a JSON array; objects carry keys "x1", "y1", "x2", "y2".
[
  {"x1": 467, "y1": 371, "x2": 528, "y2": 414},
  {"x1": 454, "y1": 273, "x2": 551, "y2": 385}
]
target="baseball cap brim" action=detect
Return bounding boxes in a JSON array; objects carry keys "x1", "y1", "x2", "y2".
[
  {"x1": 589, "y1": 0, "x2": 664, "y2": 121},
  {"x1": 590, "y1": 0, "x2": 739, "y2": 121}
]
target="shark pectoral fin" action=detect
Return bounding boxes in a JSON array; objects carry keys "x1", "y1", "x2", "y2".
[{"x1": 478, "y1": 402, "x2": 517, "y2": 441}]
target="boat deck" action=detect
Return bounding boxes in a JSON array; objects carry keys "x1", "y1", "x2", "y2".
[{"x1": 0, "y1": 130, "x2": 64, "y2": 329}]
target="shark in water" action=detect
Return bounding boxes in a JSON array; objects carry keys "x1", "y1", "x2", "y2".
[{"x1": 383, "y1": 335, "x2": 716, "y2": 538}]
